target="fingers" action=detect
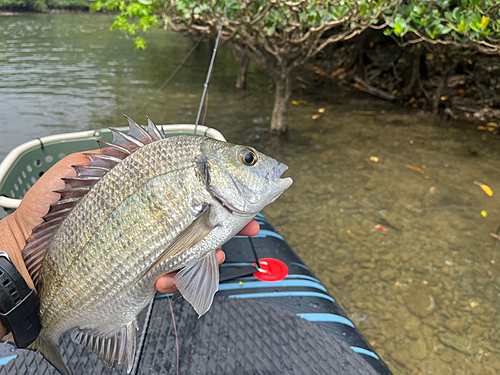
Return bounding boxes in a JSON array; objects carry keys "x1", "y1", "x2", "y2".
[
  {"x1": 155, "y1": 249, "x2": 226, "y2": 294},
  {"x1": 237, "y1": 220, "x2": 260, "y2": 237}
]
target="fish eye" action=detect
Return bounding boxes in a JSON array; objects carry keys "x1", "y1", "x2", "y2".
[{"x1": 238, "y1": 148, "x2": 258, "y2": 166}]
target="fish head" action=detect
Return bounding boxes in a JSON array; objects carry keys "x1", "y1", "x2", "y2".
[{"x1": 201, "y1": 140, "x2": 292, "y2": 216}]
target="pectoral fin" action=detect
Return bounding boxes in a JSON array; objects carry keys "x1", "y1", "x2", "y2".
[
  {"x1": 174, "y1": 250, "x2": 219, "y2": 317},
  {"x1": 136, "y1": 203, "x2": 215, "y2": 284}
]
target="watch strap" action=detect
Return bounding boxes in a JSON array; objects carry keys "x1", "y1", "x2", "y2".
[{"x1": 0, "y1": 252, "x2": 41, "y2": 348}]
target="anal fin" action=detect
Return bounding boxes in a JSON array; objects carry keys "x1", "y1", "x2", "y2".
[
  {"x1": 71, "y1": 320, "x2": 138, "y2": 373},
  {"x1": 174, "y1": 250, "x2": 219, "y2": 317},
  {"x1": 29, "y1": 336, "x2": 71, "y2": 375}
]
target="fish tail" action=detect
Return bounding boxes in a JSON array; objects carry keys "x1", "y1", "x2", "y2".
[{"x1": 29, "y1": 335, "x2": 71, "y2": 375}]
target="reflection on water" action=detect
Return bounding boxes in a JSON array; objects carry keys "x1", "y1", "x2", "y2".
[{"x1": 1, "y1": 14, "x2": 500, "y2": 375}]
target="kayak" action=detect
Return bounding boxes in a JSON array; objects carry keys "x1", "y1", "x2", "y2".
[{"x1": 0, "y1": 125, "x2": 392, "y2": 375}]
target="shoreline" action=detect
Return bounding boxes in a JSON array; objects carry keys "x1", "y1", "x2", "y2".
[{"x1": 0, "y1": 9, "x2": 100, "y2": 16}]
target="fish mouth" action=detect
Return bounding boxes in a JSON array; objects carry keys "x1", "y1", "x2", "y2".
[{"x1": 268, "y1": 163, "x2": 293, "y2": 189}]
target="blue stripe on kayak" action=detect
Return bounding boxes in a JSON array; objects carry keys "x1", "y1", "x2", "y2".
[
  {"x1": 0, "y1": 355, "x2": 17, "y2": 366},
  {"x1": 220, "y1": 273, "x2": 321, "y2": 284},
  {"x1": 297, "y1": 313, "x2": 354, "y2": 328},
  {"x1": 156, "y1": 293, "x2": 173, "y2": 299},
  {"x1": 220, "y1": 262, "x2": 254, "y2": 267},
  {"x1": 350, "y1": 347, "x2": 380, "y2": 360},
  {"x1": 255, "y1": 213, "x2": 267, "y2": 221},
  {"x1": 219, "y1": 280, "x2": 327, "y2": 292},
  {"x1": 228, "y1": 291, "x2": 335, "y2": 303},
  {"x1": 285, "y1": 274, "x2": 321, "y2": 283},
  {"x1": 291, "y1": 262, "x2": 310, "y2": 271},
  {"x1": 234, "y1": 230, "x2": 283, "y2": 240}
]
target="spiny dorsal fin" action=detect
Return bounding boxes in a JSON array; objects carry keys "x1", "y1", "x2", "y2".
[
  {"x1": 22, "y1": 116, "x2": 165, "y2": 290},
  {"x1": 147, "y1": 116, "x2": 164, "y2": 141},
  {"x1": 71, "y1": 319, "x2": 138, "y2": 373},
  {"x1": 125, "y1": 114, "x2": 153, "y2": 142}
]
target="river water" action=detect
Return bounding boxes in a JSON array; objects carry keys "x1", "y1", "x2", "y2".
[{"x1": 1, "y1": 13, "x2": 500, "y2": 375}]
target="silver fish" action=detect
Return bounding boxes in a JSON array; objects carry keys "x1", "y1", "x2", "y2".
[{"x1": 21, "y1": 117, "x2": 292, "y2": 375}]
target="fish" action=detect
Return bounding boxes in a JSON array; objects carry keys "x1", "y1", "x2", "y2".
[{"x1": 21, "y1": 116, "x2": 292, "y2": 375}]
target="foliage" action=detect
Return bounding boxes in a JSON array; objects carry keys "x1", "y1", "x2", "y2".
[
  {"x1": 0, "y1": 0, "x2": 47, "y2": 10},
  {"x1": 0, "y1": 0, "x2": 88, "y2": 10},
  {"x1": 384, "y1": 0, "x2": 500, "y2": 53},
  {"x1": 92, "y1": 0, "x2": 159, "y2": 49},
  {"x1": 47, "y1": 0, "x2": 89, "y2": 8},
  {"x1": 91, "y1": 0, "x2": 393, "y2": 51}
]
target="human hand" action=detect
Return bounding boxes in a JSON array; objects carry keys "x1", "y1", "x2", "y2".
[{"x1": 0, "y1": 151, "x2": 260, "y2": 295}]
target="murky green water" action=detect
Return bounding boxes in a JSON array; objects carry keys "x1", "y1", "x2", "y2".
[{"x1": 1, "y1": 14, "x2": 500, "y2": 375}]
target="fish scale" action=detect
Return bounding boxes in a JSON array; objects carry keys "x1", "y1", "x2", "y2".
[
  {"x1": 21, "y1": 120, "x2": 292, "y2": 375},
  {"x1": 43, "y1": 164, "x2": 203, "y2": 336},
  {"x1": 40, "y1": 139, "x2": 199, "y2": 302}
]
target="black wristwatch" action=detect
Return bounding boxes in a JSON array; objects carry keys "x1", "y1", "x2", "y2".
[{"x1": 0, "y1": 251, "x2": 41, "y2": 348}]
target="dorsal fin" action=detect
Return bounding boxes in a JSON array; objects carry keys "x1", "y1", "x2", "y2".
[{"x1": 22, "y1": 116, "x2": 165, "y2": 290}]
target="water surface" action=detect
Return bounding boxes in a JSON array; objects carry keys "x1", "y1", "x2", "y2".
[{"x1": 1, "y1": 13, "x2": 500, "y2": 375}]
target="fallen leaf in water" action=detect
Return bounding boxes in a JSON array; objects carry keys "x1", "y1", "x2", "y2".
[
  {"x1": 481, "y1": 210, "x2": 488, "y2": 217},
  {"x1": 297, "y1": 100, "x2": 308, "y2": 105},
  {"x1": 292, "y1": 100, "x2": 298, "y2": 105},
  {"x1": 370, "y1": 156, "x2": 379, "y2": 162},
  {"x1": 318, "y1": 108, "x2": 326, "y2": 114},
  {"x1": 405, "y1": 164, "x2": 424, "y2": 173},
  {"x1": 458, "y1": 88, "x2": 465, "y2": 94},
  {"x1": 299, "y1": 84, "x2": 307, "y2": 89},
  {"x1": 369, "y1": 340, "x2": 376, "y2": 346},
  {"x1": 312, "y1": 114, "x2": 322, "y2": 120},
  {"x1": 474, "y1": 181, "x2": 493, "y2": 196},
  {"x1": 477, "y1": 126, "x2": 488, "y2": 131},
  {"x1": 486, "y1": 122, "x2": 497, "y2": 128},
  {"x1": 469, "y1": 300, "x2": 479, "y2": 309}
]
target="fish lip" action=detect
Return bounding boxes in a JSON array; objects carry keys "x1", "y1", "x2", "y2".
[{"x1": 268, "y1": 163, "x2": 293, "y2": 188}]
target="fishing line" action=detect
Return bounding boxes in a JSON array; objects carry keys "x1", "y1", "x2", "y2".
[
  {"x1": 131, "y1": 297, "x2": 155, "y2": 375},
  {"x1": 194, "y1": 7, "x2": 227, "y2": 134},
  {"x1": 167, "y1": 296, "x2": 180, "y2": 375},
  {"x1": 134, "y1": 35, "x2": 206, "y2": 117}
]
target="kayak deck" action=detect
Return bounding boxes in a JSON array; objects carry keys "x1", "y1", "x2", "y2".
[{"x1": 0, "y1": 214, "x2": 391, "y2": 375}]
